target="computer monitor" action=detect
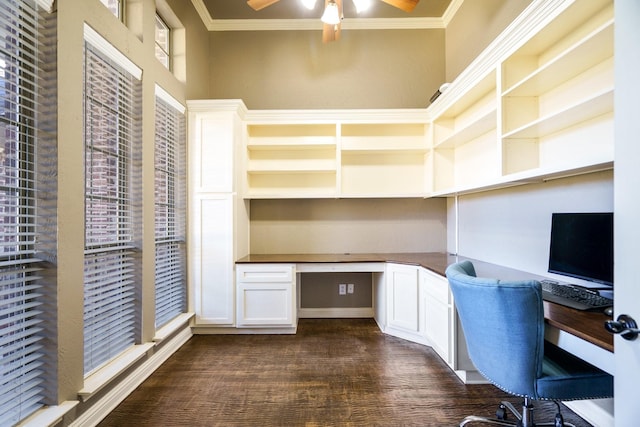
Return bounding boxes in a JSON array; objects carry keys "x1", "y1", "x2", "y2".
[{"x1": 548, "y1": 212, "x2": 614, "y2": 287}]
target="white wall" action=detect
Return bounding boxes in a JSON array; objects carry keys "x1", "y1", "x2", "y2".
[{"x1": 453, "y1": 170, "x2": 613, "y2": 283}]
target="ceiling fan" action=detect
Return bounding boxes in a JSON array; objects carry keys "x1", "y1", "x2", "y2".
[{"x1": 246, "y1": 0, "x2": 420, "y2": 43}]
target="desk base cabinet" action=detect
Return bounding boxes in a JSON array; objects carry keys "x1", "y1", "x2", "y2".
[
  {"x1": 421, "y1": 268, "x2": 452, "y2": 364},
  {"x1": 385, "y1": 263, "x2": 424, "y2": 343},
  {"x1": 420, "y1": 268, "x2": 481, "y2": 382},
  {"x1": 236, "y1": 264, "x2": 297, "y2": 331}
]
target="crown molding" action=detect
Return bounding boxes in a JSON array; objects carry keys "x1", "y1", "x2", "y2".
[
  {"x1": 442, "y1": 0, "x2": 463, "y2": 27},
  {"x1": 244, "y1": 108, "x2": 429, "y2": 123},
  {"x1": 210, "y1": 17, "x2": 444, "y2": 31},
  {"x1": 191, "y1": 0, "x2": 455, "y2": 32}
]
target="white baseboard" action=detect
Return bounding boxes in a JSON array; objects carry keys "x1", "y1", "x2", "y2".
[
  {"x1": 70, "y1": 326, "x2": 192, "y2": 427},
  {"x1": 298, "y1": 307, "x2": 374, "y2": 318},
  {"x1": 564, "y1": 398, "x2": 614, "y2": 427}
]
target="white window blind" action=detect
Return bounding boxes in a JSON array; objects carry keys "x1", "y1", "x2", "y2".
[
  {"x1": 0, "y1": 0, "x2": 52, "y2": 424},
  {"x1": 154, "y1": 89, "x2": 186, "y2": 328},
  {"x1": 83, "y1": 35, "x2": 142, "y2": 375}
]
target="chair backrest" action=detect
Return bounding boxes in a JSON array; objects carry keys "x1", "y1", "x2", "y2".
[{"x1": 445, "y1": 260, "x2": 545, "y2": 398}]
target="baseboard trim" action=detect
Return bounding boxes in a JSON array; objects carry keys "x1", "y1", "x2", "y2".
[
  {"x1": 563, "y1": 398, "x2": 614, "y2": 427},
  {"x1": 70, "y1": 326, "x2": 192, "y2": 427},
  {"x1": 298, "y1": 307, "x2": 374, "y2": 318}
]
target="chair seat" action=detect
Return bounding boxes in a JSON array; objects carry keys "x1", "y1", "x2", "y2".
[{"x1": 537, "y1": 344, "x2": 613, "y2": 401}]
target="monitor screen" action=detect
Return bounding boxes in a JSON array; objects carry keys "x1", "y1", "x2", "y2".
[{"x1": 548, "y1": 212, "x2": 613, "y2": 286}]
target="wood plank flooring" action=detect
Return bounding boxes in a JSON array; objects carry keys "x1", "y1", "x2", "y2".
[{"x1": 98, "y1": 319, "x2": 593, "y2": 426}]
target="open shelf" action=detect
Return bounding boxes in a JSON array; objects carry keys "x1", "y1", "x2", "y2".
[
  {"x1": 237, "y1": 0, "x2": 614, "y2": 199},
  {"x1": 245, "y1": 123, "x2": 338, "y2": 198},
  {"x1": 503, "y1": 21, "x2": 613, "y2": 97},
  {"x1": 499, "y1": 1, "x2": 614, "y2": 181},
  {"x1": 340, "y1": 151, "x2": 428, "y2": 197}
]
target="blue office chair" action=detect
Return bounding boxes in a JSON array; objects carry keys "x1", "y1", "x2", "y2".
[{"x1": 445, "y1": 260, "x2": 613, "y2": 427}]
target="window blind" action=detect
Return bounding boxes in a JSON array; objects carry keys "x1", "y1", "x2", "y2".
[
  {"x1": 83, "y1": 36, "x2": 142, "y2": 375},
  {"x1": 154, "y1": 91, "x2": 186, "y2": 328},
  {"x1": 0, "y1": 0, "x2": 51, "y2": 424}
]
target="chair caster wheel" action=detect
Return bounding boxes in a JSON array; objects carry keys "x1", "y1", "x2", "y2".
[{"x1": 496, "y1": 404, "x2": 508, "y2": 420}]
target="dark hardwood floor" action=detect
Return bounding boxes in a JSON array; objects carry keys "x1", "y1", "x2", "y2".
[{"x1": 99, "y1": 318, "x2": 593, "y2": 426}]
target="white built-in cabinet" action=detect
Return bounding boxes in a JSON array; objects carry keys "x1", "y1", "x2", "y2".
[
  {"x1": 243, "y1": 113, "x2": 430, "y2": 199},
  {"x1": 385, "y1": 263, "x2": 423, "y2": 342},
  {"x1": 421, "y1": 268, "x2": 451, "y2": 363},
  {"x1": 384, "y1": 264, "x2": 479, "y2": 382},
  {"x1": 430, "y1": 0, "x2": 613, "y2": 195},
  {"x1": 240, "y1": 0, "x2": 613, "y2": 199},
  {"x1": 188, "y1": 100, "x2": 249, "y2": 328},
  {"x1": 186, "y1": 0, "x2": 613, "y2": 381},
  {"x1": 236, "y1": 264, "x2": 297, "y2": 330}
]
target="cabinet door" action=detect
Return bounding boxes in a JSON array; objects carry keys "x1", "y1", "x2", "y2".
[
  {"x1": 190, "y1": 112, "x2": 236, "y2": 193},
  {"x1": 236, "y1": 264, "x2": 296, "y2": 327},
  {"x1": 386, "y1": 263, "x2": 420, "y2": 334},
  {"x1": 421, "y1": 269, "x2": 452, "y2": 364},
  {"x1": 237, "y1": 282, "x2": 295, "y2": 327},
  {"x1": 191, "y1": 194, "x2": 234, "y2": 325}
]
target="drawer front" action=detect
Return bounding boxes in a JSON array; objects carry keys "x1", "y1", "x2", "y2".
[{"x1": 236, "y1": 264, "x2": 295, "y2": 283}]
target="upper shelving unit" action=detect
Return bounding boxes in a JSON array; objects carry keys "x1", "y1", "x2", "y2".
[
  {"x1": 500, "y1": 0, "x2": 614, "y2": 179},
  {"x1": 242, "y1": 111, "x2": 430, "y2": 199},
  {"x1": 245, "y1": 124, "x2": 338, "y2": 198},
  {"x1": 431, "y1": 70, "x2": 499, "y2": 193},
  {"x1": 427, "y1": 0, "x2": 613, "y2": 196},
  {"x1": 340, "y1": 123, "x2": 429, "y2": 197},
  {"x1": 196, "y1": 0, "x2": 614, "y2": 200}
]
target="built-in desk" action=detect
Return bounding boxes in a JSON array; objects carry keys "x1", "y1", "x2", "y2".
[
  {"x1": 237, "y1": 252, "x2": 614, "y2": 375},
  {"x1": 236, "y1": 252, "x2": 613, "y2": 352}
]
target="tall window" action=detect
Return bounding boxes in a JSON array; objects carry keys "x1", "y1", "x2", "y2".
[
  {"x1": 0, "y1": 0, "x2": 55, "y2": 424},
  {"x1": 154, "y1": 14, "x2": 170, "y2": 69},
  {"x1": 99, "y1": 0, "x2": 123, "y2": 20},
  {"x1": 154, "y1": 89, "x2": 186, "y2": 328},
  {"x1": 83, "y1": 28, "x2": 142, "y2": 375}
]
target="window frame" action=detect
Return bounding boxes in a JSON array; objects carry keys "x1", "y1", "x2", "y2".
[
  {"x1": 82, "y1": 25, "x2": 142, "y2": 376},
  {"x1": 154, "y1": 13, "x2": 171, "y2": 70},
  {"x1": 153, "y1": 87, "x2": 186, "y2": 329}
]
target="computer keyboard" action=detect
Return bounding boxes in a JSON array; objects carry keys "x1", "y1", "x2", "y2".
[{"x1": 540, "y1": 279, "x2": 612, "y2": 311}]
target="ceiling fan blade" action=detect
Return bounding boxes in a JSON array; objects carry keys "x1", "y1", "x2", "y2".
[
  {"x1": 379, "y1": 0, "x2": 419, "y2": 13},
  {"x1": 322, "y1": 0, "x2": 342, "y2": 43},
  {"x1": 247, "y1": 0, "x2": 281, "y2": 11}
]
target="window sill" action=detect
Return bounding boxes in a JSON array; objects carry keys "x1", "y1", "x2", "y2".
[
  {"x1": 18, "y1": 401, "x2": 79, "y2": 427},
  {"x1": 78, "y1": 343, "x2": 155, "y2": 402},
  {"x1": 153, "y1": 312, "x2": 194, "y2": 343},
  {"x1": 78, "y1": 312, "x2": 194, "y2": 402}
]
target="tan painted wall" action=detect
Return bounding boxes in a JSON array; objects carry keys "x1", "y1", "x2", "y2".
[
  {"x1": 249, "y1": 198, "x2": 447, "y2": 254},
  {"x1": 445, "y1": 0, "x2": 532, "y2": 82},
  {"x1": 55, "y1": 0, "x2": 209, "y2": 406},
  {"x1": 203, "y1": 1, "x2": 531, "y2": 108},
  {"x1": 208, "y1": 29, "x2": 445, "y2": 109}
]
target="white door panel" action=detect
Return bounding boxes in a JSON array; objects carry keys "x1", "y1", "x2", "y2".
[{"x1": 613, "y1": 3, "x2": 640, "y2": 424}]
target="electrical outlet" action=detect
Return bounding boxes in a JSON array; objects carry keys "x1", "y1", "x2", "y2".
[
  {"x1": 347, "y1": 283, "x2": 354, "y2": 294},
  {"x1": 339, "y1": 283, "x2": 347, "y2": 295}
]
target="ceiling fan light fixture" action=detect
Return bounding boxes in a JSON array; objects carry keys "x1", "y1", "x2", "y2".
[
  {"x1": 321, "y1": 1, "x2": 341, "y2": 25},
  {"x1": 352, "y1": 0, "x2": 372, "y2": 13},
  {"x1": 300, "y1": 0, "x2": 317, "y2": 10}
]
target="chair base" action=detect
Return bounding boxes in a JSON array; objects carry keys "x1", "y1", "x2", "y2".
[{"x1": 459, "y1": 399, "x2": 576, "y2": 427}]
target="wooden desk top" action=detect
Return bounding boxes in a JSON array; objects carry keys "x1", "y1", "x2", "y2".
[
  {"x1": 544, "y1": 301, "x2": 613, "y2": 352},
  {"x1": 236, "y1": 252, "x2": 614, "y2": 352}
]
